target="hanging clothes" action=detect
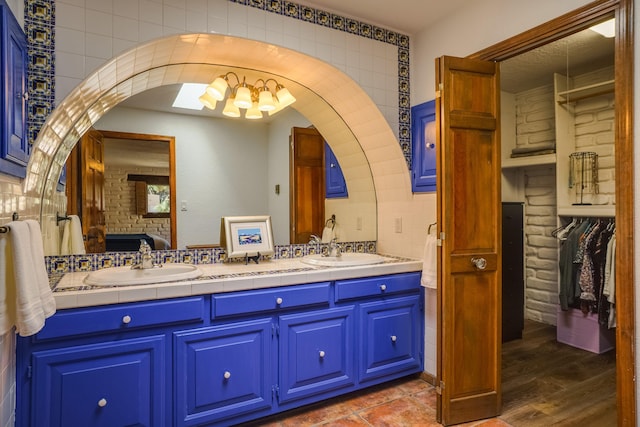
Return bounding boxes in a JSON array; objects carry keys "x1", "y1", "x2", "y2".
[{"x1": 557, "y1": 217, "x2": 616, "y2": 328}]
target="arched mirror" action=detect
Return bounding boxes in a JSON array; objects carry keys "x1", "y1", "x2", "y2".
[{"x1": 33, "y1": 37, "x2": 383, "y2": 255}]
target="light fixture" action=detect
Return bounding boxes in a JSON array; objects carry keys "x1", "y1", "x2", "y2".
[
  {"x1": 199, "y1": 72, "x2": 296, "y2": 119},
  {"x1": 589, "y1": 18, "x2": 615, "y2": 38}
]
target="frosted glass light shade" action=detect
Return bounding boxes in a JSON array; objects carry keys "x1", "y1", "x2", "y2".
[
  {"x1": 276, "y1": 86, "x2": 296, "y2": 108},
  {"x1": 206, "y1": 77, "x2": 228, "y2": 100},
  {"x1": 222, "y1": 97, "x2": 240, "y2": 117},
  {"x1": 234, "y1": 86, "x2": 252, "y2": 109},
  {"x1": 198, "y1": 92, "x2": 217, "y2": 110},
  {"x1": 245, "y1": 103, "x2": 263, "y2": 119},
  {"x1": 258, "y1": 90, "x2": 276, "y2": 111}
]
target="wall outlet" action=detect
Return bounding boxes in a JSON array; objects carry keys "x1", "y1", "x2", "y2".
[
  {"x1": 181, "y1": 200, "x2": 187, "y2": 211},
  {"x1": 394, "y1": 217, "x2": 402, "y2": 233}
]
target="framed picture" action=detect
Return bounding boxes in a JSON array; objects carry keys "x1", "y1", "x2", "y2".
[{"x1": 220, "y1": 215, "x2": 275, "y2": 259}]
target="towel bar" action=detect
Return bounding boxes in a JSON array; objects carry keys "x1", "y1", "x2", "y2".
[{"x1": 0, "y1": 212, "x2": 18, "y2": 233}]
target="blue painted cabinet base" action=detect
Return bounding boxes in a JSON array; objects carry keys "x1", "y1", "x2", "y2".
[{"x1": 17, "y1": 273, "x2": 424, "y2": 427}]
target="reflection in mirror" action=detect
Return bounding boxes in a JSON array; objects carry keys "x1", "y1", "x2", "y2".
[{"x1": 60, "y1": 81, "x2": 377, "y2": 254}]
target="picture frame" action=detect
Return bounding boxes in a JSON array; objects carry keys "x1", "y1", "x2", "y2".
[{"x1": 220, "y1": 215, "x2": 275, "y2": 260}]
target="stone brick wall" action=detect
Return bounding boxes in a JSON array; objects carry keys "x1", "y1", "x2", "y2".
[
  {"x1": 514, "y1": 66, "x2": 615, "y2": 326},
  {"x1": 104, "y1": 165, "x2": 171, "y2": 244}
]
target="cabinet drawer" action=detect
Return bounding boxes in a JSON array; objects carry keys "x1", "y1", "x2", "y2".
[
  {"x1": 35, "y1": 297, "x2": 205, "y2": 341},
  {"x1": 335, "y1": 272, "x2": 421, "y2": 302},
  {"x1": 213, "y1": 283, "x2": 330, "y2": 318}
]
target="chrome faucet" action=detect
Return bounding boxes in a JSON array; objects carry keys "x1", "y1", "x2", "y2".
[
  {"x1": 325, "y1": 238, "x2": 342, "y2": 258},
  {"x1": 309, "y1": 234, "x2": 321, "y2": 244},
  {"x1": 132, "y1": 239, "x2": 157, "y2": 269}
]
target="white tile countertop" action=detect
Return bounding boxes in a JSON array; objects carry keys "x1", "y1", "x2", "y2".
[{"x1": 52, "y1": 255, "x2": 422, "y2": 310}]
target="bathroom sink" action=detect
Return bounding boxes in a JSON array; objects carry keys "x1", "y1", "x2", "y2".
[
  {"x1": 84, "y1": 263, "x2": 203, "y2": 286},
  {"x1": 300, "y1": 253, "x2": 387, "y2": 267}
]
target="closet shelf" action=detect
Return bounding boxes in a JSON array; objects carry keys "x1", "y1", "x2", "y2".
[
  {"x1": 502, "y1": 153, "x2": 556, "y2": 169},
  {"x1": 556, "y1": 79, "x2": 614, "y2": 105},
  {"x1": 557, "y1": 205, "x2": 615, "y2": 217}
]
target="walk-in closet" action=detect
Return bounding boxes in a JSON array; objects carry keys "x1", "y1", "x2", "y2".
[{"x1": 499, "y1": 19, "x2": 616, "y2": 421}]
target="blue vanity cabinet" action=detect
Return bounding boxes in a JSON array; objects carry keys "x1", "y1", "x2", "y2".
[
  {"x1": 0, "y1": 0, "x2": 29, "y2": 178},
  {"x1": 16, "y1": 297, "x2": 206, "y2": 427},
  {"x1": 17, "y1": 273, "x2": 423, "y2": 427},
  {"x1": 31, "y1": 336, "x2": 166, "y2": 427},
  {"x1": 278, "y1": 306, "x2": 356, "y2": 405},
  {"x1": 335, "y1": 272, "x2": 423, "y2": 384},
  {"x1": 173, "y1": 319, "x2": 274, "y2": 427},
  {"x1": 357, "y1": 295, "x2": 422, "y2": 383}
]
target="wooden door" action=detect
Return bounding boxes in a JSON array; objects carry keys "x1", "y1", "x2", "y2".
[
  {"x1": 435, "y1": 55, "x2": 501, "y2": 425},
  {"x1": 78, "y1": 129, "x2": 106, "y2": 253},
  {"x1": 290, "y1": 127, "x2": 325, "y2": 244}
]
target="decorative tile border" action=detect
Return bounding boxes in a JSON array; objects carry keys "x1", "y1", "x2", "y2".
[
  {"x1": 24, "y1": 0, "x2": 55, "y2": 146},
  {"x1": 46, "y1": 240, "x2": 378, "y2": 275}
]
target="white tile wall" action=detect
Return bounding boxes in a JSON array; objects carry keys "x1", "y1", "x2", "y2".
[{"x1": 53, "y1": 0, "x2": 401, "y2": 142}]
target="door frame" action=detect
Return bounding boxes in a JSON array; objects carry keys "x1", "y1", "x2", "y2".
[
  {"x1": 469, "y1": 0, "x2": 634, "y2": 424},
  {"x1": 98, "y1": 130, "x2": 177, "y2": 249}
]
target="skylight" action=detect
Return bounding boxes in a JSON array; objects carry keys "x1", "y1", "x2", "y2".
[{"x1": 172, "y1": 83, "x2": 208, "y2": 110}]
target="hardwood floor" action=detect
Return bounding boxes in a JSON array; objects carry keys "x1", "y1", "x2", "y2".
[
  {"x1": 499, "y1": 320, "x2": 616, "y2": 426},
  {"x1": 242, "y1": 320, "x2": 616, "y2": 426}
]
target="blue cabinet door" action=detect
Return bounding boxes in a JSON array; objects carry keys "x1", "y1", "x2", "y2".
[
  {"x1": 411, "y1": 100, "x2": 436, "y2": 192},
  {"x1": 279, "y1": 306, "x2": 355, "y2": 404},
  {"x1": 173, "y1": 318, "x2": 273, "y2": 427},
  {"x1": 325, "y1": 142, "x2": 348, "y2": 198},
  {"x1": 1, "y1": 1, "x2": 28, "y2": 177},
  {"x1": 31, "y1": 335, "x2": 166, "y2": 427},
  {"x1": 358, "y1": 295, "x2": 423, "y2": 383}
]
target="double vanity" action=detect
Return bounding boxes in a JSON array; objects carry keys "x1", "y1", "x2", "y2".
[{"x1": 15, "y1": 252, "x2": 424, "y2": 427}]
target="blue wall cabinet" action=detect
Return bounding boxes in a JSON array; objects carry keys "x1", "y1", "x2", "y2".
[
  {"x1": 325, "y1": 142, "x2": 348, "y2": 198},
  {"x1": 0, "y1": 0, "x2": 29, "y2": 178},
  {"x1": 31, "y1": 336, "x2": 166, "y2": 427},
  {"x1": 411, "y1": 100, "x2": 437, "y2": 192}
]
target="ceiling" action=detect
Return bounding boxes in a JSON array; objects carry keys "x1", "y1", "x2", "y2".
[{"x1": 118, "y1": 4, "x2": 614, "y2": 118}]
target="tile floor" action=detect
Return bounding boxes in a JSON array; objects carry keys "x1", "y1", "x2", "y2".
[{"x1": 244, "y1": 375, "x2": 511, "y2": 427}]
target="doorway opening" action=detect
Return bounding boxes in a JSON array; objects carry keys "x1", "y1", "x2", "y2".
[{"x1": 470, "y1": 0, "x2": 632, "y2": 424}]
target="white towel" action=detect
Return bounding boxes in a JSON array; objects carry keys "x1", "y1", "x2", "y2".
[
  {"x1": 60, "y1": 215, "x2": 85, "y2": 255},
  {"x1": 42, "y1": 217, "x2": 60, "y2": 256},
  {"x1": 0, "y1": 221, "x2": 56, "y2": 337},
  {"x1": 321, "y1": 225, "x2": 335, "y2": 243},
  {"x1": 421, "y1": 234, "x2": 438, "y2": 289}
]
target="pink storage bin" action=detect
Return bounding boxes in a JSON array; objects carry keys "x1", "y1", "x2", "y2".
[{"x1": 556, "y1": 306, "x2": 615, "y2": 354}]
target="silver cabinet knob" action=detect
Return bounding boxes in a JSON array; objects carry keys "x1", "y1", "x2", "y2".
[
  {"x1": 276, "y1": 297, "x2": 283, "y2": 305},
  {"x1": 391, "y1": 335, "x2": 397, "y2": 342},
  {"x1": 380, "y1": 284, "x2": 387, "y2": 291},
  {"x1": 98, "y1": 398, "x2": 107, "y2": 407},
  {"x1": 471, "y1": 257, "x2": 487, "y2": 270},
  {"x1": 122, "y1": 315, "x2": 132, "y2": 324},
  {"x1": 319, "y1": 350, "x2": 326, "y2": 358},
  {"x1": 223, "y1": 371, "x2": 231, "y2": 379}
]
